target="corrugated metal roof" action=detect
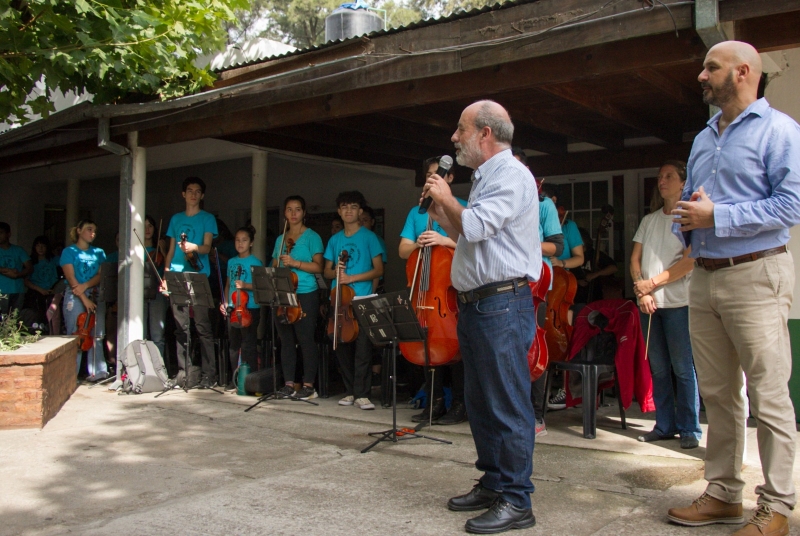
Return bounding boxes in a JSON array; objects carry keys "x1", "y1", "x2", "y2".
[{"x1": 213, "y1": 0, "x2": 532, "y2": 74}]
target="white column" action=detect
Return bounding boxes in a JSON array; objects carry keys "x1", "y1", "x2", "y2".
[
  {"x1": 251, "y1": 151, "x2": 268, "y2": 263},
  {"x1": 116, "y1": 132, "x2": 145, "y2": 367},
  {"x1": 65, "y1": 178, "x2": 80, "y2": 244}
]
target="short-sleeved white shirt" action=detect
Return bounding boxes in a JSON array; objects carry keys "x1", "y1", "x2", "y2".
[{"x1": 633, "y1": 209, "x2": 690, "y2": 308}]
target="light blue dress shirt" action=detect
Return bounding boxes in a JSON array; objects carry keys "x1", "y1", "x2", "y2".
[
  {"x1": 451, "y1": 149, "x2": 542, "y2": 291},
  {"x1": 677, "y1": 98, "x2": 800, "y2": 258}
]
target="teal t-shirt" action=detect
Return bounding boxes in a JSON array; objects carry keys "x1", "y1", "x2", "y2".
[
  {"x1": 28, "y1": 257, "x2": 59, "y2": 291},
  {"x1": 538, "y1": 197, "x2": 561, "y2": 289},
  {"x1": 558, "y1": 219, "x2": 584, "y2": 262},
  {"x1": 272, "y1": 229, "x2": 324, "y2": 295},
  {"x1": 60, "y1": 244, "x2": 106, "y2": 285},
  {"x1": 0, "y1": 244, "x2": 30, "y2": 294},
  {"x1": 399, "y1": 198, "x2": 468, "y2": 242},
  {"x1": 324, "y1": 227, "x2": 383, "y2": 297},
  {"x1": 166, "y1": 210, "x2": 218, "y2": 277},
  {"x1": 227, "y1": 254, "x2": 263, "y2": 309},
  {"x1": 105, "y1": 250, "x2": 119, "y2": 265}
]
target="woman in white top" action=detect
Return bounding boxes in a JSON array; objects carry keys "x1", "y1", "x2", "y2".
[{"x1": 630, "y1": 160, "x2": 701, "y2": 449}]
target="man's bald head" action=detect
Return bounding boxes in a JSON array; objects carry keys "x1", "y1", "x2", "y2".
[
  {"x1": 708, "y1": 41, "x2": 762, "y2": 80},
  {"x1": 700, "y1": 41, "x2": 761, "y2": 109}
]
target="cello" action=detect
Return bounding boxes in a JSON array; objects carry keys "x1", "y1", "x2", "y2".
[
  {"x1": 527, "y1": 263, "x2": 552, "y2": 381},
  {"x1": 327, "y1": 250, "x2": 359, "y2": 349},
  {"x1": 276, "y1": 236, "x2": 305, "y2": 325},
  {"x1": 544, "y1": 209, "x2": 578, "y2": 363},
  {"x1": 398, "y1": 217, "x2": 460, "y2": 367}
]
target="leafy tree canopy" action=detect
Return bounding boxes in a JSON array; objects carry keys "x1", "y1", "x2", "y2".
[{"x1": 0, "y1": 0, "x2": 248, "y2": 125}]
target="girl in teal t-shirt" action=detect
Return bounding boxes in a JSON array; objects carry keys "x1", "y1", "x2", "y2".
[
  {"x1": 220, "y1": 225, "x2": 263, "y2": 388},
  {"x1": 60, "y1": 220, "x2": 107, "y2": 381},
  {"x1": 24, "y1": 235, "x2": 60, "y2": 325},
  {"x1": 271, "y1": 195, "x2": 324, "y2": 401}
]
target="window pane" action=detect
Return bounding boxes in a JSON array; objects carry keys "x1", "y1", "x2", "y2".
[
  {"x1": 574, "y1": 182, "x2": 590, "y2": 210},
  {"x1": 592, "y1": 180, "x2": 608, "y2": 208}
]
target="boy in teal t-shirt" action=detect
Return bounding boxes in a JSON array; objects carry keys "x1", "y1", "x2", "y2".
[
  {"x1": 0, "y1": 222, "x2": 32, "y2": 315},
  {"x1": 323, "y1": 191, "x2": 383, "y2": 411},
  {"x1": 162, "y1": 177, "x2": 219, "y2": 388}
]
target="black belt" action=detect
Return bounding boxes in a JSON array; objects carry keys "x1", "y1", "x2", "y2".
[
  {"x1": 695, "y1": 245, "x2": 787, "y2": 272},
  {"x1": 457, "y1": 278, "x2": 528, "y2": 304}
]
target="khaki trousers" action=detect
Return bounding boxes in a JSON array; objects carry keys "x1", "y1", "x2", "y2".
[{"x1": 690, "y1": 252, "x2": 796, "y2": 516}]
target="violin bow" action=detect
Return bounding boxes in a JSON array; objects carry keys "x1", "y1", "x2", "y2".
[
  {"x1": 133, "y1": 229, "x2": 164, "y2": 287},
  {"x1": 278, "y1": 219, "x2": 288, "y2": 268},
  {"x1": 214, "y1": 247, "x2": 226, "y2": 308},
  {"x1": 644, "y1": 312, "x2": 652, "y2": 361}
]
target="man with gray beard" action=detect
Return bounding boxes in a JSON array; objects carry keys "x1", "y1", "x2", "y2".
[{"x1": 422, "y1": 100, "x2": 540, "y2": 534}]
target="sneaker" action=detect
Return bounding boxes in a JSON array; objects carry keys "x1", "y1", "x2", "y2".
[
  {"x1": 667, "y1": 493, "x2": 744, "y2": 526},
  {"x1": 277, "y1": 384, "x2": 295, "y2": 398},
  {"x1": 293, "y1": 385, "x2": 318, "y2": 400},
  {"x1": 224, "y1": 382, "x2": 236, "y2": 392},
  {"x1": 354, "y1": 397, "x2": 375, "y2": 410},
  {"x1": 199, "y1": 376, "x2": 217, "y2": 389},
  {"x1": 548, "y1": 388, "x2": 567, "y2": 410},
  {"x1": 85, "y1": 372, "x2": 109, "y2": 383},
  {"x1": 732, "y1": 504, "x2": 788, "y2": 536},
  {"x1": 638, "y1": 430, "x2": 677, "y2": 442},
  {"x1": 535, "y1": 419, "x2": 547, "y2": 437},
  {"x1": 338, "y1": 395, "x2": 355, "y2": 406}
]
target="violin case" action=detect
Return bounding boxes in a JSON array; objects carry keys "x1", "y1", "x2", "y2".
[{"x1": 244, "y1": 367, "x2": 275, "y2": 396}]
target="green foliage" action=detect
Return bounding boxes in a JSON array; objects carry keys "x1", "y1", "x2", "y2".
[
  {"x1": 0, "y1": 0, "x2": 249, "y2": 125},
  {"x1": 0, "y1": 307, "x2": 40, "y2": 352}
]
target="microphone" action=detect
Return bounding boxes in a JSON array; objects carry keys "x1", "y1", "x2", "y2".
[{"x1": 419, "y1": 155, "x2": 454, "y2": 214}]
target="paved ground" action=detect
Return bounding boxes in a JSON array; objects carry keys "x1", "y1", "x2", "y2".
[{"x1": 1, "y1": 384, "x2": 798, "y2": 536}]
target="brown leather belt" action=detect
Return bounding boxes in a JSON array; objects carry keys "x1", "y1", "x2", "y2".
[
  {"x1": 457, "y1": 278, "x2": 528, "y2": 304},
  {"x1": 695, "y1": 245, "x2": 787, "y2": 272}
]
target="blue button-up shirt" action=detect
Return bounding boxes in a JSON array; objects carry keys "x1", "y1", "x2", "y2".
[
  {"x1": 677, "y1": 98, "x2": 800, "y2": 258},
  {"x1": 451, "y1": 149, "x2": 541, "y2": 291}
]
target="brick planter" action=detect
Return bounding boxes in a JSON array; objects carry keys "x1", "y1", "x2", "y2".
[{"x1": 0, "y1": 336, "x2": 79, "y2": 429}]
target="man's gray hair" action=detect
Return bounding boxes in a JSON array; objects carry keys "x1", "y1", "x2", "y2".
[{"x1": 474, "y1": 100, "x2": 514, "y2": 145}]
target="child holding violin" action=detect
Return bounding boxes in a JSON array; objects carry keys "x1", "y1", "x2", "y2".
[
  {"x1": 323, "y1": 190, "x2": 384, "y2": 410},
  {"x1": 272, "y1": 196, "x2": 324, "y2": 400},
  {"x1": 60, "y1": 219, "x2": 107, "y2": 380},
  {"x1": 162, "y1": 176, "x2": 219, "y2": 389},
  {"x1": 220, "y1": 225, "x2": 263, "y2": 390}
]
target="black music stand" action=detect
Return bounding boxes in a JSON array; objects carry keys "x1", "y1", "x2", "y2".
[
  {"x1": 156, "y1": 271, "x2": 222, "y2": 396},
  {"x1": 354, "y1": 291, "x2": 451, "y2": 453},
  {"x1": 244, "y1": 266, "x2": 318, "y2": 411}
]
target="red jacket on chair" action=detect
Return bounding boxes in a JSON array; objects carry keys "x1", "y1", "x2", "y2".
[{"x1": 564, "y1": 299, "x2": 655, "y2": 412}]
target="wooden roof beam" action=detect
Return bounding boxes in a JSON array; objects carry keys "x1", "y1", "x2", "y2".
[
  {"x1": 540, "y1": 83, "x2": 684, "y2": 144},
  {"x1": 529, "y1": 142, "x2": 693, "y2": 177}
]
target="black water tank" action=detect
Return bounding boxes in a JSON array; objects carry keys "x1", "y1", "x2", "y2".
[{"x1": 325, "y1": 3, "x2": 383, "y2": 43}]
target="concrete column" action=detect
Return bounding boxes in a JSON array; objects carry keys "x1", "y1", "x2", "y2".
[
  {"x1": 251, "y1": 151, "x2": 268, "y2": 263},
  {"x1": 65, "y1": 178, "x2": 80, "y2": 244},
  {"x1": 116, "y1": 132, "x2": 145, "y2": 367}
]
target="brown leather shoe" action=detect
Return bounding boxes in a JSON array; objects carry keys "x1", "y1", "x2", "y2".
[
  {"x1": 732, "y1": 504, "x2": 789, "y2": 536},
  {"x1": 667, "y1": 493, "x2": 744, "y2": 526}
]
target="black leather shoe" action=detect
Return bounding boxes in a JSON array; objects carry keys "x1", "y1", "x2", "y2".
[
  {"x1": 448, "y1": 482, "x2": 501, "y2": 512},
  {"x1": 411, "y1": 397, "x2": 446, "y2": 423},
  {"x1": 465, "y1": 499, "x2": 536, "y2": 534},
  {"x1": 436, "y1": 400, "x2": 467, "y2": 425}
]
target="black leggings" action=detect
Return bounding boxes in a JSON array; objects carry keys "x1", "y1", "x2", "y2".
[
  {"x1": 275, "y1": 291, "x2": 319, "y2": 385},
  {"x1": 228, "y1": 307, "x2": 261, "y2": 373}
]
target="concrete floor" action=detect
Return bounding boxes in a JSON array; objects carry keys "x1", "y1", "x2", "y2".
[{"x1": 1, "y1": 384, "x2": 798, "y2": 536}]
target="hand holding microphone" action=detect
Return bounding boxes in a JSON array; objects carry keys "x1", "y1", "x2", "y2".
[{"x1": 419, "y1": 155, "x2": 453, "y2": 214}]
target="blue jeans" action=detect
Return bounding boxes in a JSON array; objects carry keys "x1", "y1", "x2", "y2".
[
  {"x1": 459, "y1": 283, "x2": 536, "y2": 509},
  {"x1": 640, "y1": 306, "x2": 701, "y2": 440},
  {"x1": 63, "y1": 289, "x2": 108, "y2": 377}
]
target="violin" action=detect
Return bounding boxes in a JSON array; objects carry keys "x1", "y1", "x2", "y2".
[
  {"x1": 75, "y1": 310, "x2": 96, "y2": 352},
  {"x1": 230, "y1": 266, "x2": 253, "y2": 329},
  {"x1": 527, "y1": 262, "x2": 552, "y2": 381},
  {"x1": 399, "y1": 217, "x2": 459, "y2": 368},
  {"x1": 180, "y1": 232, "x2": 203, "y2": 272},
  {"x1": 276, "y1": 237, "x2": 305, "y2": 325},
  {"x1": 327, "y1": 250, "x2": 359, "y2": 349}
]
